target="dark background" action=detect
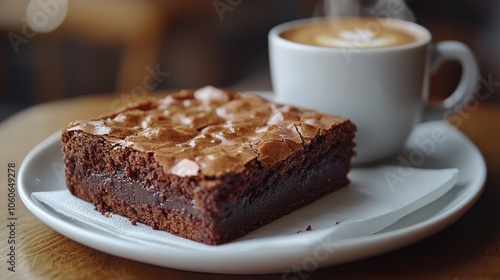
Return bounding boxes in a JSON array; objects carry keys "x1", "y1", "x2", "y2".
[{"x1": 1, "y1": 0, "x2": 498, "y2": 122}]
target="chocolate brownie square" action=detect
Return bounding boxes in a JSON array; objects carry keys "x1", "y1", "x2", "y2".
[{"x1": 61, "y1": 86, "x2": 356, "y2": 245}]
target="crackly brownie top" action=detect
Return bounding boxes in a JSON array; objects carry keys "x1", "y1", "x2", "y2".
[{"x1": 65, "y1": 86, "x2": 348, "y2": 177}]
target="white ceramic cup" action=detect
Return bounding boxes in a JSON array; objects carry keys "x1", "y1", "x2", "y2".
[{"x1": 269, "y1": 17, "x2": 479, "y2": 165}]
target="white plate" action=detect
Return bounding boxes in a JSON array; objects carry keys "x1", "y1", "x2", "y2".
[{"x1": 19, "y1": 121, "x2": 486, "y2": 274}]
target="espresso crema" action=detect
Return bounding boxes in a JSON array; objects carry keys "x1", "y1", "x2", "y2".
[{"x1": 281, "y1": 18, "x2": 421, "y2": 49}]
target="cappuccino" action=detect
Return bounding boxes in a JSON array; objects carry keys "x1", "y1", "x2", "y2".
[
  {"x1": 281, "y1": 17, "x2": 420, "y2": 49},
  {"x1": 270, "y1": 17, "x2": 478, "y2": 163}
]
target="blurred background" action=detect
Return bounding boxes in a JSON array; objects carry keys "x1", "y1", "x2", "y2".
[{"x1": 0, "y1": 0, "x2": 499, "y2": 122}]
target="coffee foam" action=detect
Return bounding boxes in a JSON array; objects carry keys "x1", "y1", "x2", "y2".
[
  {"x1": 315, "y1": 27, "x2": 399, "y2": 48},
  {"x1": 281, "y1": 18, "x2": 421, "y2": 49}
]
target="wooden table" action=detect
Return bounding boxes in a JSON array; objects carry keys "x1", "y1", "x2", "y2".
[{"x1": 1, "y1": 93, "x2": 499, "y2": 279}]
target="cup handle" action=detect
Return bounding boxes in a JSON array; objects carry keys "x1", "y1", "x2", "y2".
[{"x1": 422, "y1": 41, "x2": 479, "y2": 122}]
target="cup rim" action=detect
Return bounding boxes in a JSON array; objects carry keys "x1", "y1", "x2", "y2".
[{"x1": 269, "y1": 16, "x2": 432, "y2": 52}]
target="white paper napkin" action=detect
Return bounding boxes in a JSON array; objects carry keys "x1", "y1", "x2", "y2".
[{"x1": 31, "y1": 165, "x2": 458, "y2": 250}]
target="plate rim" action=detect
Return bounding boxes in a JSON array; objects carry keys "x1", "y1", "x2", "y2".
[{"x1": 18, "y1": 121, "x2": 487, "y2": 274}]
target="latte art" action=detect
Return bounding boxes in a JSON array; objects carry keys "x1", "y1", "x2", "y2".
[
  {"x1": 315, "y1": 28, "x2": 399, "y2": 48},
  {"x1": 281, "y1": 18, "x2": 420, "y2": 49}
]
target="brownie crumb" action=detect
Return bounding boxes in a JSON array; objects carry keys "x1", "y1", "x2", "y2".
[
  {"x1": 306, "y1": 225, "x2": 312, "y2": 231},
  {"x1": 335, "y1": 221, "x2": 341, "y2": 225}
]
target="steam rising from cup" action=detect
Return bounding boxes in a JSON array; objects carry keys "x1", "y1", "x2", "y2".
[
  {"x1": 308, "y1": 0, "x2": 416, "y2": 49},
  {"x1": 316, "y1": 0, "x2": 415, "y2": 22}
]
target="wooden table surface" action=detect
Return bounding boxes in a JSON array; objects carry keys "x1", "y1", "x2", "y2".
[{"x1": 1, "y1": 93, "x2": 499, "y2": 279}]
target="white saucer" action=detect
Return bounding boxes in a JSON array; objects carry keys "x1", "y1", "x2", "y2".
[{"x1": 18, "y1": 121, "x2": 486, "y2": 274}]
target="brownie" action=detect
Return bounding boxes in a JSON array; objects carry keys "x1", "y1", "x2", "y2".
[{"x1": 61, "y1": 86, "x2": 356, "y2": 245}]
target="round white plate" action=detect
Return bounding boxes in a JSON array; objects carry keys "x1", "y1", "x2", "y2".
[{"x1": 19, "y1": 121, "x2": 486, "y2": 274}]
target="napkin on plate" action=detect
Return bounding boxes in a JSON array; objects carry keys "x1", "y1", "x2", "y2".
[{"x1": 31, "y1": 165, "x2": 459, "y2": 250}]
